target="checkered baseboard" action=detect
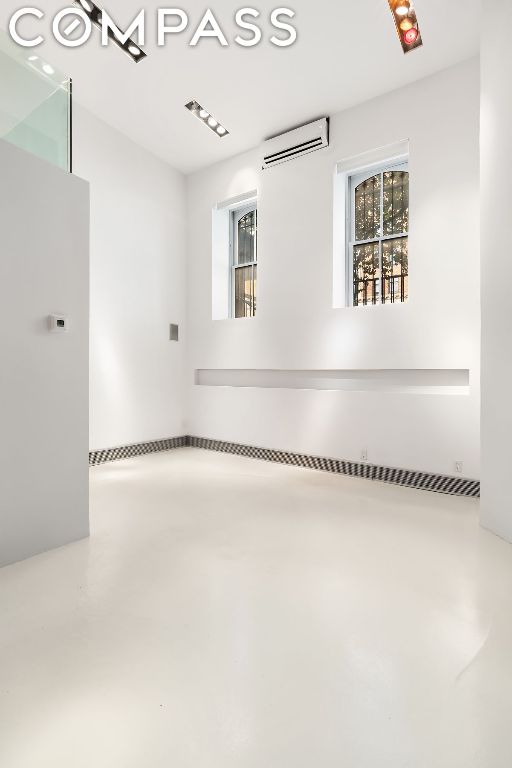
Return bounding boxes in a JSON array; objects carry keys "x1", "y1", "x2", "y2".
[
  {"x1": 187, "y1": 436, "x2": 373, "y2": 479},
  {"x1": 89, "y1": 435, "x2": 480, "y2": 498},
  {"x1": 186, "y1": 437, "x2": 480, "y2": 498},
  {"x1": 89, "y1": 436, "x2": 187, "y2": 466},
  {"x1": 374, "y1": 465, "x2": 479, "y2": 497}
]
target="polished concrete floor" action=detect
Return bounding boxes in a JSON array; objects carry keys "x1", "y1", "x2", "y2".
[{"x1": 1, "y1": 449, "x2": 511, "y2": 767}]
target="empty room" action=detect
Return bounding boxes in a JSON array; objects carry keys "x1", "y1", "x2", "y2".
[{"x1": 1, "y1": 1, "x2": 510, "y2": 765}]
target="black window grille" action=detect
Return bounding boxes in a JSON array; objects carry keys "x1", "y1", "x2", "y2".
[{"x1": 351, "y1": 167, "x2": 409, "y2": 306}]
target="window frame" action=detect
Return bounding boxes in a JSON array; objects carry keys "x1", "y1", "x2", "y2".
[
  {"x1": 346, "y1": 159, "x2": 409, "y2": 307},
  {"x1": 230, "y1": 202, "x2": 258, "y2": 319}
]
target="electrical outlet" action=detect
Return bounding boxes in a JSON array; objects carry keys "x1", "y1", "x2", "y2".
[
  {"x1": 455, "y1": 461, "x2": 464, "y2": 474},
  {"x1": 361, "y1": 449, "x2": 368, "y2": 462}
]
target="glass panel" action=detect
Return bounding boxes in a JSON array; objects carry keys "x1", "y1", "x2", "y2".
[
  {"x1": 0, "y1": 29, "x2": 71, "y2": 171},
  {"x1": 382, "y1": 237, "x2": 408, "y2": 303},
  {"x1": 234, "y1": 265, "x2": 256, "y2": 318},
  {"x1": 355, "y1": 174, "x2": 381, "y2": 242},
  {"x1": 383, "y1": 171, "x2": 409, "y2": 236},
  {"x1": 237, "y1": 210, "x2": 257, "y2": 265},
  {"x1": 353, "y1": 242, "x2": 380, "y2": 306}
]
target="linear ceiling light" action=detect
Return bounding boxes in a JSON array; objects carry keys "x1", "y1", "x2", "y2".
[
  {"x1": 73, "y1": 1, "x2": 147, "y2": 62},
  {"x1": 387, "y1": 0, "x2": 423, "y2": 53},
  {"x1": 185, "y1": 101, "x2": 229, "y2": 138}
]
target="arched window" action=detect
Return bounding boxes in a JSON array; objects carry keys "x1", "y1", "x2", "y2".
[
  {"x1": 349, "y1": 162, "x2": 409, "y2": 306},
  {"x1": 231, "y1": 204, "x2": 257, "y2": 318}
]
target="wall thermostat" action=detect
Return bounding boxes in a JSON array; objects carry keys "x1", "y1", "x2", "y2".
[{"x1": 48, "y1": 314, "x2": 69, "y2": 333}]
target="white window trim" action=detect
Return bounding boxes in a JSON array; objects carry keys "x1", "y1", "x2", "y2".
[
  {"x1": 215, "y1": 190, "x2": 257, "y2": 211},
  {"x1": 345, "y1": 159, "x2": 409, "y2": 307},
  {"x1": 211, "y1": 191, "x2": 257, "y2": 321},
  {"x1": 336, "y1": 139, "x2": 409, "y2": 176},
  {"x1": 230, "y1": 202, "x2": 257, "y2": 319}
]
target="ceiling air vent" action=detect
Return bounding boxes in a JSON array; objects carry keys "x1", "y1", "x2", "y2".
[{"x1": 262, "y1": 118, "x2": 329, "y2": 169}]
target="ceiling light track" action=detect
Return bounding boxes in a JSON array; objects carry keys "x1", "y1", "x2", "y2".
[
  {"x1": 387, "y1": 0, "x2": 423, "y2": 53},
  {"x1": 73, "y1": 1, "x2": 147, "y2": 62},
  {"x1": 185, "y1": 101, "x2": 229, "y2": 138}
]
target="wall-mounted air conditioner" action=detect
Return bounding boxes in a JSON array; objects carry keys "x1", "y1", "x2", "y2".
[{"x1": 262, "y1": 117, "x2": 329, "y2": 169}]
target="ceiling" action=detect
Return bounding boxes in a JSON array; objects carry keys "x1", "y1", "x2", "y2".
[{"x1": 1, "y1": 0, "x2": 480, "y2": 174}]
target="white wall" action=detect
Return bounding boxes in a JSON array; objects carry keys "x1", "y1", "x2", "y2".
[
  {"x1": 480, "y1": 1, "x2": 512, "y2": 539},
  {"x1": 72, "y1": 106, "x2": 187, "y2": 451},
  {"x1": 0, "y1": 139, "x2": 90, "y2": 566},
  {"x1": 186, "y1": 59, "x2": 481, "y2": 478}
]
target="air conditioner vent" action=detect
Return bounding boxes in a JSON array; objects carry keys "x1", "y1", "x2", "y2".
[{"x1": 262, "y1": 118, "x2": 329, "y2": 169}]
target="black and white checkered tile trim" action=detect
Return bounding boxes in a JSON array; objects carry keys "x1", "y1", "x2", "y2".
[
  {"x1": 89, "y1": 435, "x2": 480, "y2": 497},
  {"x1": 89, "y1": 436, "x2": 187, "y2": 467},
  {"x1": 187, "y1": 436, "x2": 373, "y2": 479},
  {"x1": 374, "y1": 465, "x2": 480, "y2": 497},
  {"x1": 187, "y1": 436, "x2": 480, "y2": 498}
]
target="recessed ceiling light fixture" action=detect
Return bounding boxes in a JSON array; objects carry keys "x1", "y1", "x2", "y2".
[
  {"x1": 395, "y1": 2, "x2": 410, "y2": 16},
  {"x1": 185, "y1": 101, "x2": 230, "y2": 138},
  {"x1": 72, "y1": 0, "x2": 147, "y2": 62},
  {"x1": 387, "y1": 0, "x2": 422, "y2": 53}
]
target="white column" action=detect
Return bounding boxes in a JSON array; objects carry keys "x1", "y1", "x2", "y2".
[{"x1": 480, "y1": 0, "x2": 512, "y2": 540}]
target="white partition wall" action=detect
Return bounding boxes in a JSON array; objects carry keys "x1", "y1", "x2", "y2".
[
  {"x1": 480, "y1": 0, "x2": 512, "y2": 541},
  {"x1": 72, "y1": 106, "x2": 187, "y2": 453},
  {"x1": 0, "y1": 140, "x2": 90, "y2": 566}
]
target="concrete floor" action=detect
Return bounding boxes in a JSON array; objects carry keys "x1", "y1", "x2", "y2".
[{"x1": 1, "y1": 448, "x2": 511, "y2": 767}]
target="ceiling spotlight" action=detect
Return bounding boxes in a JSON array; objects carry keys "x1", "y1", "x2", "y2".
[
  {"x1": 42, "y1": 63, "x2": 55, "y2": 75},
  {"x1": 72, "y1": 0, "x2": 147, "y2": 63},
  {"x1": 387, "y1": 0, "x2": 422, "y2": 53},
  {"x1": 395, "y1": 3, "x2": 410, "y2": 15},
  {"x1": 28, "y1": 55, "x2": 38, "y2": 61},
  {"x1": 403, "y1": 26, "x2": 419, "y2": 45},
  {"x1": 123, "y1": 43, "x2": 146, "y2": 62},
  {"x1": 185, "y1": 100, "x2": 230, "y2": 138}
]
